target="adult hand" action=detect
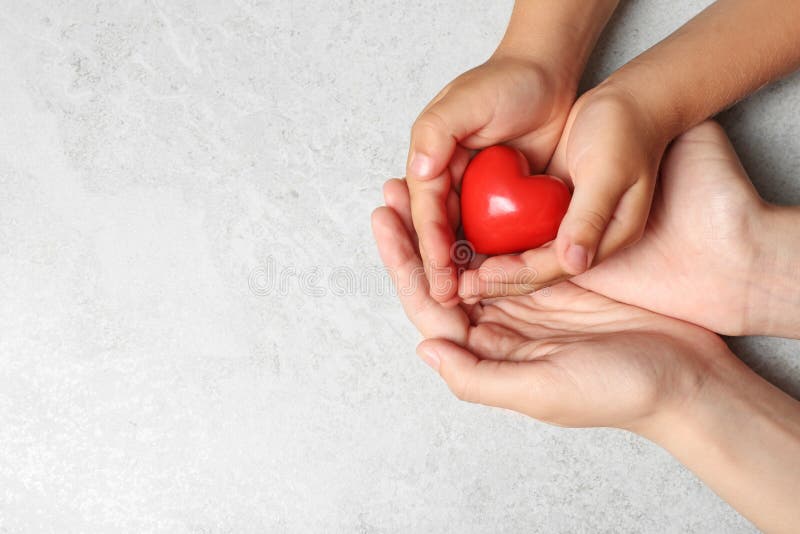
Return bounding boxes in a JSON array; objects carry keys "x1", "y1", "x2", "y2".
[
  {"x1": 464, "y1": 117, "x2": 800, "y2": 337},
  {"x1": 373, "y1": 178, "x2": 727, "y2": 429},
  {"x1": 571, "y1": 121, "x2": 799, "y2": 337},
  {"x1": 374, "y1": 176, "x2": 800, "y2": 533}
]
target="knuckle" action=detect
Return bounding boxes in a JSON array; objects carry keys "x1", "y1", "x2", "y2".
[
  {"x1": 450, "y1": 363, "x2": 481, "y2": 403},
  {"x1": 413, "y1": 108, "x2": 448, "y2": 138},
  {"x1": 573, "y1": 208, "x2": 609, "y2": 237}
]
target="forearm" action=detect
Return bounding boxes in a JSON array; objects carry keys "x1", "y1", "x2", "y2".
[
  {"x1": 603, "y1": 0, "x2": 800, "y2": 142},
  {"x1": 750, "y1": 205, "x2": 800, "y2": 338},
  {"x1": 640, "y1": 356, "x2": 800, "y2": 533},
  {"x1": 493, "y1": 0, "x2": 619, "y2": 84}
]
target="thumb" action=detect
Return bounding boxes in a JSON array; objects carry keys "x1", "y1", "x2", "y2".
[
  {"x1": 406, "y1": 88, "x2": 492, "y2": 182},
  {"x1": 416, "y1": 338, "x2": 547, "y2": 416},
  {"x1": 556, "y1": 168, "x2": 630, "y2": 275}
]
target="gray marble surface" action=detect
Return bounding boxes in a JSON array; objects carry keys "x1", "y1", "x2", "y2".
[{"x1": 1, "y1": 1, "x2": 798, "y2": 532}]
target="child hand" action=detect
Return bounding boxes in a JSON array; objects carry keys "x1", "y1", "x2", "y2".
[
  {"x1": 405, "y1": 55, "x2": 576, "y2": 305},
  {"x1": 461, "y1": 84, "x2": 666, "y2": 299},
  {"x1": 575, "y1": 121, "x2": 800, "y2": 338}
]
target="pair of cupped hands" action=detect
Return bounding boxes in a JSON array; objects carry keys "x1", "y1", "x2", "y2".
[{"x1": 372, "y1": 57, "x2": 781, "y2": 433}]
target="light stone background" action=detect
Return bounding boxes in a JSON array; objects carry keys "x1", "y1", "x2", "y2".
[{"x1": 1, "y1": 0, "x2": 799, "y2": 532}]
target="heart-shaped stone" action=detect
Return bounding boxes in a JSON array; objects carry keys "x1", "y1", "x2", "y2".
[{"x1": 461, "y1": 145, "x2": 571, "y2": 255}]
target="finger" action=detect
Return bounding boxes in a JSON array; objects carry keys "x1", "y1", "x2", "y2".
[
  {"x1": 458, "y1": 246, "x2": 566, "y2": 301},
  {"x1": 406, "y1": 89, "x2": 493, "y2": 182},
  {"x1": 416, "y1": 338, "x2": 556, "y2": 417},
  {"x1": 465, "y1": 321, "x2": 529, "y2": 361},
  {"x1": 418, "y1": 82, "x2": 454, "y2": 117},
  {"x1": 408, "y1": 171, "x2": 458, "y2": 303},
  {"x1": 383, "y1": 179, "x2": 462, "y2": 298},
  {"x1": 462, "y1": 276, "x2": 567, "y2": 304},
  {"x1": 458, "y1": 270, "x2": 537, "y2": 303},
  {"x1": 382, "y1": 178, "x2": 414, "y2": 236},
  {"x1": 466, "y1": 321, "x2": 569, "y2": 363},
  {"x1": 406, "y1": 89, "x2": 497, "y2": 304},
  {"x1": 371, "y1": 207, "x2": 468, "y2": 342},
  {"x1": 384, "y1": 177, "x2": 461, "y2": 250},
  {"x1": 593, "y1": 178, "x2": 655, "y2": 262},
  {"x1": 449, "y1": 144, "x2": 473, "y2": 193},
  {"x1": 554, "y1": 166, "x2": 632, "y2": 275},
  {"x1": 479, "y1": 246, "x2": 563, "y2": 285}
]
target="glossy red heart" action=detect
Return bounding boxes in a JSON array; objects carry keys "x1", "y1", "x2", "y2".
[{"x1": 460, "y1": 145, "x2": 571, "y2": 255}]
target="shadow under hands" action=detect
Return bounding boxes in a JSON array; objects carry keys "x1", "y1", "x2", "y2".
[{"x1": 726, "y1": 336, "x2": 800, "y2": 400}]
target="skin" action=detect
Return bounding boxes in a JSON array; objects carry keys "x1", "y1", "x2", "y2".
[
  {"x1": 465, "y1": 88, "x2": 662, "y2": 296},
  {"x1": 422, "y1": 0, "x2": 800, "y2": 300},
  {"x1": 575, "y1": 122, "x2": 800, "y2": 337},
  {"x1": 373, "y1": 123, "x2": 800, "y2": 533},
  {"x1": 464, "y1": 121, "x2": 800, "y2": 337},
  {"x1": 404, "y1": 0, "x2": 620, "y2": 305}
]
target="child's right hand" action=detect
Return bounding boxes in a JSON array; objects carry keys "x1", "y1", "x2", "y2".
[{"x1": 404, "y1": 55, "x2": 576, "y2": 305}]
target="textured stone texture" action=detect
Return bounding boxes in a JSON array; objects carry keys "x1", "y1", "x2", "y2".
[{"x1": 0, "y1": 1, "x2": 798, "y2": 532}]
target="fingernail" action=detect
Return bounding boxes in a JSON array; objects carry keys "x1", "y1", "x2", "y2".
[
  {"x1": 417, "y1": 346, "x2": 441, "y2": 371},
  {"x1": 409, "y1": 151, "x2": 434, "y2": 177},
  {"x1": 565, "y1": 244, "x2": 590, "y2": 274}
]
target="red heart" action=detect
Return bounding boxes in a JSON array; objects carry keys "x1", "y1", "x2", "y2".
[{"x1": 460, "y1": 145, "x2": 571, "y2": 255}]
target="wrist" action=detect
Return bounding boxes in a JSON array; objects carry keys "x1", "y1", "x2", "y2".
[
  {"x1": 634, "y1": 348, "x2": 800, "y2": 533},
  {"x1": 603, "y1": 65, "x2": 687, "y2": 144},
  {"x1": 747, "y1": 204, "x2": 800, "y2": 338},
  {"x1": 632, "y1": 346, "x2": 749, "y2": 445},
  {"x1": 604, "y1": 0, "x2": 800, "y2": 151},
  {"x1": 493, "y1": 0, "x2": 619, "y2": 88},
  {"x1": 625, "y1": 332, "x2": 733, "y2": 441},
  {"x1": 591, "y1": 76, "x2": 676, "y2": 151}
]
